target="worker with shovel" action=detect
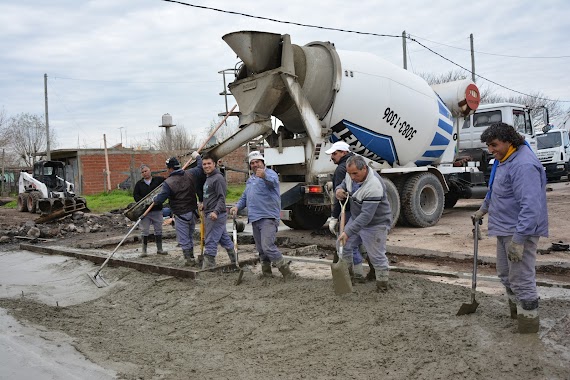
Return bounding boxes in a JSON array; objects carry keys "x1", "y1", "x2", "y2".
[
  {"x1": 133, "y1": 164, "x2": 166, "y2": 257},
  {"x1": 229, "y1": 151, "x2": 296, "y2": 279},
  {"x1": 200, "y1": 154, "x2": 236, "y2": 269},
  {"x1": 336, "y1": 155, "x2": 392, "y2": 292},
  {"x1": 152, "y1": 152, "x2": 205, "y2": 266},
  {"x1": 472, "y1": 123, "x2": 548, "y2": 334}
]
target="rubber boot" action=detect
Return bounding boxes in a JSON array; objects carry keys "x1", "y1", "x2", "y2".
[
  {"x1": 140, "y1": 236, "x2": 148, "y2": 258},
  {"x1": 156, "y1": 235, "x2": 168, "y2": 255},
  {"x1": 364, "y1": 255, "x2": 376, "y2": 282},
  {"x1": 226, "y1": 248, "x2": 236, "y2": 265},
  {"x1": 517, "y1": 299, "x2": 539, "y2": 334},
  {"x1": 202, "y1": 254, "x2": 216, "y2": 269},
  {"x1": 353, "y1": 263, "x2": 366, "y2": 284},
  {"x1": 276, "y1": 258, "x2": 296, "y2": 279},
  {"x1": 506, "y1": 287, "x2": 517, "y2": 319},
  {"x1": 183, "y1": 249, "x2": 196, "y2": 267},
  {"x1": 376, "y1": 269, "x2": 389, "y2": 292},
  {"x1": 260, "y1": 261, "x2": 273, "y2": 278}
]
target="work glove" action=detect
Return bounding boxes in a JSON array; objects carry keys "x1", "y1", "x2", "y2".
[
  {"x1": 507, "y1": 241, "x2": 524, "y2": 262},
  {"x1": 229, "y1": 206, "x2": 238, "y2": 217},
  {"x1": 191, "y1": 151, "x2": 200, "y2": 159},
  {"x1": 471, "y1": 209, "x2": 486, "y2": 224},
  {"x1": 328, "y1": 217, "x2": 338, "y2": 235}
]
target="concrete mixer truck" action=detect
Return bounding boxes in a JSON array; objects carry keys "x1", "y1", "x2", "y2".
[{"x1": 206, "y1": 31, "x2": 486, "y2": 230}]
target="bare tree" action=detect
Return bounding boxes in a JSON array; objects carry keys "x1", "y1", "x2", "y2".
[
  {"x1": 200, "y1": 117, "x2": 239, "y2": 148},
  {"x1": 3, "y1": 113, "x2": 57, "y2": 167},
  {"x1": 154, "y1": 125, "x2": 197, "y2": 157}
]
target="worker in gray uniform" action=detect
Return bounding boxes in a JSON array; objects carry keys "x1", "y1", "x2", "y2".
[{"x1": 201, "y1": 154, "x2": 235, "y2": 268}]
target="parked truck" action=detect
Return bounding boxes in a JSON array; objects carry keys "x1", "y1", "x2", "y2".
[
  {"x1": 536, "y1": 126, "x2": 570, "y2": 181},
  {"x1": 18, "y1": 160, "x2": 88, "y2": 220},
  {"x1": 199, "y1": 30, "x2": 492, "y2": 230}
]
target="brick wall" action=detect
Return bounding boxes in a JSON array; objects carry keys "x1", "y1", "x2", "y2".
[{"x1": 218, "y1": 146, "x2": 249, "y2": 184}]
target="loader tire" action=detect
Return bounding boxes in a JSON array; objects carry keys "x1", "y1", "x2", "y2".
[
  {"x1": 400, "y1": 172, "x2": 444, "y2": 228},
  {"x1": 392, "y1": 176, "x2": 411, "y2": 227},
  {"x1": 27, "y1": 191, "x2": 41, "y2": 213},
  {"x1": 17, "y1": 193, "x2": 29, "y2": 212}
]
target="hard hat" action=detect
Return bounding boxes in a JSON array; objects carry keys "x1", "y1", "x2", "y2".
[
  {"x1": 248, "y1": 151, "x2": 265, "y2": 164},
  {"x1": 325, "y1": 141, "x2": 351, "y2": 154}
]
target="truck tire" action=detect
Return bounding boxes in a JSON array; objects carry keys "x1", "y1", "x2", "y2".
[
  {"x1": 282, "y1": 202, "x2": 329, "y2": 230},
  {"x1": 27, "y1": 191, "x2": 41, "y2": 213},
  {"x1": 444, "y1": 192, "x2": 460, "y2": 209},
  {"x1": 400, "y1": 172, "x2": 444, "y2": 228},
  {"x1": 382, "y1": 177, "x2": 400, "y2": 230},
  {"x1": 392, "y1": 176, "x2": 411, "y2": 227},
  {"x1": 17, "y1": 193, "x2": 29, "y2": 212}
]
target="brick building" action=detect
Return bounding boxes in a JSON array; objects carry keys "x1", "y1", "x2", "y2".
[{"x1": 49, "y1": 146, "x2": 249, "y2": 195}]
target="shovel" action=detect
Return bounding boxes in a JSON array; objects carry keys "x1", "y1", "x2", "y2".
[
  {"x1": 457, "y1": 219, "x2": 482, "y2": 315},
  {"x1": 233, "y1": 214, "x2": 244, "y2": 285},
  {"x1": 331, "y1": 196, "x2": 353, "y2": 295},
  {"x1": 88, "y1": 203, "x2": 154, "y2": 287}
]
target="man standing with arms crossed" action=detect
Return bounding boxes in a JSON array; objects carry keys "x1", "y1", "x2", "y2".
[
  {"x1": 230, "y1": 151, "x2": 295, "y2": 279},
  {"x1": 201, "y1": 154, "x2": 235, "y2": 269},
  {"x1": 153, "y1": 152, "x2": 204, "y2": 266},
  {"x1": 325, "y1": 141, "x2": 367, "y2": 283},
  {"x1": 336, "y1": 155, "x2": 392, "y2": 292},
  {"x1": 133, "y1": 164, "x2": 166, "y2": 257},
  {"x1": 472, "y1": 122, "x2": 548, "y2": 334}
]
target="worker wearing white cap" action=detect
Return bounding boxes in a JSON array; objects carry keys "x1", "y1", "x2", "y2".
[
  {"x1": 230, "y1": 151, "x2": 296, "y2": 279},
  {"x1": 325, "y1": 141, "x2": 367, "y2": 283}
]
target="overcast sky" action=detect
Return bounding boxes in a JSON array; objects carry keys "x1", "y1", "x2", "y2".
[{"x1": 1, "y1": 0, "x2": 569, "y2": 150}]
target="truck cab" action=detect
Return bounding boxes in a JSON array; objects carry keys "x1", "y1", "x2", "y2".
[
  {"x1": 459, "y1": 103, "x2": 537, "y2": 179},
  {"x1": 536, "y1": 127, "x2": 570, "y2": 181}
]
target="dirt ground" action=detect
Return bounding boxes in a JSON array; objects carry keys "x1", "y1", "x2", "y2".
[{"x1": 0, "y1": 181, "x2": 570, "y2": 379}]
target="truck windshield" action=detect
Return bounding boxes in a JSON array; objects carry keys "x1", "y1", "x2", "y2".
[{"x1": 537, "y1": 133, "x2": 562, "y2": 149}]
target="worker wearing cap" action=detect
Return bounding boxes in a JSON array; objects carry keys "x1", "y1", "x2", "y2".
[
  {"x1": 325, "y1": 141, "x2": 367, "y2": 283},
  {"x1": 229, "y1": 151, "x2": 296, "y2": 279},
  {"x1": 133, "y1": 164, "x2": 166, "y2": 257},
  {"x1": 153, "y1": 152, "x2": 204, "y2": 266}
]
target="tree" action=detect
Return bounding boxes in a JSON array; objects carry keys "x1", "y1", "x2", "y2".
[
  {"x1": 200, "y1": 117, "x2": 239, "y2": 148},
  {"x1": 3, "y1": 113, "x2": 57, "y2": 167},
  {"x1": 154, "y1": 125, "x2": 197, "y2": 158}
]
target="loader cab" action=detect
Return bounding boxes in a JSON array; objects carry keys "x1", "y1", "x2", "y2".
[{"x1": 33, "y1": 160, "x2": 67, "y2": 193}]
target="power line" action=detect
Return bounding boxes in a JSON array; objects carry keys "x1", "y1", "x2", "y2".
[
  {"x1": 160, "y1": 0, "x2": 570, "y2": 103},
  {"x1": 409, "y1": 34, "x2": 570, "y2": 59},
  {"x1": 52, "y1": 76, "x2": 218, "y2": 85}
]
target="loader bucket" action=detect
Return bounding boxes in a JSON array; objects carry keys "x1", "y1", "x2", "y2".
[{"x1": 222, "y1": 31, "x2": 282, "y2": 73}]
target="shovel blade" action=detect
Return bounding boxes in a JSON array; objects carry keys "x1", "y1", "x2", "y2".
[
  {"x1": 456, "y1": 300, "x2": 479, "y2": 316},
  {"x1": 331, "y1": 261, "x2": 353, "y2": 295},
  {"x1": 88, "y1": 272, "x2": 109, "y2": 288},
  {"x1": 235, "y1": 268, "x2": 244, "y2": 285}
]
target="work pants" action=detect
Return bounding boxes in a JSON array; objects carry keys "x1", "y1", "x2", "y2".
[
  {"x1": 140, "y1": 210, "x2": 163, "y2": 236},
  {"x1": 204, "y1": 211, "x2": 234, "y2": 257},
  {"x1": 251, "y1": 218, "x2": 282, "y2": 263},
  {"x1": 496, "y1": 235, "x2": 539, "y2": 301},
  {"x1": 342, "y1": 223, "x2": 389, "y2": 271},
  {"x1": 174, "y1": 211, "x2": 196, "y2": 251}
]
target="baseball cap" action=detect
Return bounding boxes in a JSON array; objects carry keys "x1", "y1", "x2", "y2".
[
  {"x1": 248, "y1": 151, "x2": 265, "y2": 164},
  {"x1": 325, "y1": 141, "x2": 351, "y2": 155},
  {"x1": 165, "y1": 157, "x2": 181, "y2": 169}
]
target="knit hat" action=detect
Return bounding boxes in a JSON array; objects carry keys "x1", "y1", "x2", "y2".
[{"x1": 165, "y1": 157, "x2": 181, "y2": 169}]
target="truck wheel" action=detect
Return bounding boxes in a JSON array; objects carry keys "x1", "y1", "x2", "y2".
[
  {"x1": 27, "y1": 191, "x2": 41, "y2": 213},
  {"x1": 382, "y1": 177, "x2": 400, "y2": 230},
  {"x1": 282, "y1": 202, "x2": 329, "y2": 230},
  {"x1": 392, "y1": 176, "x2": 411, "y2": 227},
  {"x1": 444, "y1": 192, "x2": 460, "y2": 209},
  {"x1": 400, "y1": 172, "x2": 444, "y2": 228},
  {"x1": 17, "y1": 193, "x2": 29, "y2": 212}
]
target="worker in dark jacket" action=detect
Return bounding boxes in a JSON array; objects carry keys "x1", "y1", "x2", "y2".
[
  {"x1": 153, "y1": 152, "x2": 204, "y2": 266},
  {"x1": 133, "y1": 164, "x2": 165, "y2": 257}
]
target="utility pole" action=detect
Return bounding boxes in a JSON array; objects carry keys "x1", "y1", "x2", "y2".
[
  {"x1": 1, "y1": 149, "x2": 5, "y2": 196},
  {"x1": 118, "y1": 127, "x2": 124, "y2": 146},
  {"x1": 103, "y1": 134, "x2": 112, "y2": 192},
  {"x1": 402, "y1": 30, "x2": 407, "y2": 70},
  {"x1": 44, "y1": 73, "x2": 51, "y2": 160},
  {"x1": 470, "y1": 33, "x2": 476, "y2": 82}
]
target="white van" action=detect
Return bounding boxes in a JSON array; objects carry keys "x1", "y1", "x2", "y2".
[{"x1": 536, "y1": 127, "x2": 570, "y2": 181}]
